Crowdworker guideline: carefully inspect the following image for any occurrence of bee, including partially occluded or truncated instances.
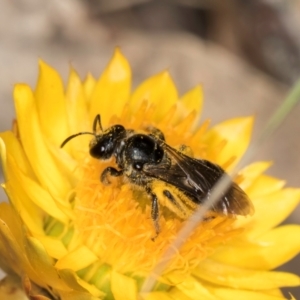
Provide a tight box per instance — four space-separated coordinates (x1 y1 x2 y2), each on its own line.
61 115 254 236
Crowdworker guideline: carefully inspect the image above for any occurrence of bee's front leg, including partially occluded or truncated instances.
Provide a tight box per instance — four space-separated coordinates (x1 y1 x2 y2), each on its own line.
101 167 123 184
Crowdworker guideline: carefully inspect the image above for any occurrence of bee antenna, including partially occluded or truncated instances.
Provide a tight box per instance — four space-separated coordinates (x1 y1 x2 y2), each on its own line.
93 114 103 133
60 132 95 148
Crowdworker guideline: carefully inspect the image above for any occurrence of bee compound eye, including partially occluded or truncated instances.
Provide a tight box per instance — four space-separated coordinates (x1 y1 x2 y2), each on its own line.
89 137 114 159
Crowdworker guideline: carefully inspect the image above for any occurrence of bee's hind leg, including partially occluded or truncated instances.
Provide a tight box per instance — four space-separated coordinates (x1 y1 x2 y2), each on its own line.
145 186 160 240
101 167 123 185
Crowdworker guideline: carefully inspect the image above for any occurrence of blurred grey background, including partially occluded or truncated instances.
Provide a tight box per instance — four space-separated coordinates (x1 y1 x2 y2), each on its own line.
0 0 299 297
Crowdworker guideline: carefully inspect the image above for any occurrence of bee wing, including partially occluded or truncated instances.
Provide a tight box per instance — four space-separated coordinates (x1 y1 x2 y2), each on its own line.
143 143 254 216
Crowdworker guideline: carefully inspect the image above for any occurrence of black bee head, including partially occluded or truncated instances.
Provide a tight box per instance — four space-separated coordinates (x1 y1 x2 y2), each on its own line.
61 114 125 160
89 125 126 159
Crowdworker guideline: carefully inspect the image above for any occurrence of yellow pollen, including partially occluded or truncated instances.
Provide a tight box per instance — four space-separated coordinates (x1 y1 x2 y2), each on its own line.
74 156 241 278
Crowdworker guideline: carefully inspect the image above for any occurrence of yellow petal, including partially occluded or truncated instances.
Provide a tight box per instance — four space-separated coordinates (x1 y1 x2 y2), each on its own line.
0 132 35 180
83 73 96 103
241 188 300 238
246 174 286 199
177 277 285 300
89 48 131 127
175 275 216 300
58 269 104 298
168 288 193 300
130 71 178 122
24 236 71 291
0 212 46 288
0 203 23 246
55 245 98 271
173 110 197 137
193 258 300 290
35 60 69 145
9 158 68 223
211 225 300 270
46 141 79 188
37 236 68 260
265 289 285 297
209 286 286 300
63 67 91 160
111 271 137 300
66 67 90 135
203 117 253 168
14 84 71 199
0 137 7 180
143 291 174 300
0 132 44 233
0 204 25 274
239 161 273 190
3 180 44 235
57 290 100 300
180 85 203 120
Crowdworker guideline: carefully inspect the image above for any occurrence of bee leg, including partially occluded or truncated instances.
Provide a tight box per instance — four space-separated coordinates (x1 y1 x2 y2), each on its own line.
146 187 160 240
101 167 123 185
163 189 187 218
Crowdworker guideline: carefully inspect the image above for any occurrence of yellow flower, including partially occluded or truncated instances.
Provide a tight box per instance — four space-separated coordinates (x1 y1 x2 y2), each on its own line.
0 49 300 300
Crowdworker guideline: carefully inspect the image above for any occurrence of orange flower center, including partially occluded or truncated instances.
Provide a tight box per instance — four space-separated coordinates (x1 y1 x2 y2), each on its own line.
73 104 243 279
